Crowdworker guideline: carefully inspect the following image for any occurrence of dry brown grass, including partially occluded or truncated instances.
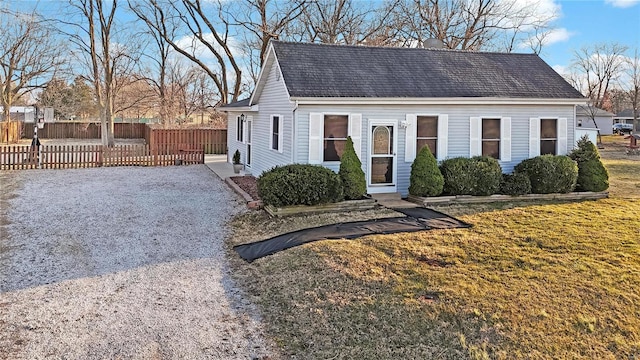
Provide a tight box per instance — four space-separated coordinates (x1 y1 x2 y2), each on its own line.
227 135 640 359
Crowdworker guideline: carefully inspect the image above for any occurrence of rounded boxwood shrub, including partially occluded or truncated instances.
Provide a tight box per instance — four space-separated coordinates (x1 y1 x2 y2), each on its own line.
409 145 444 197
439 156 502 196
569 135 609 192
499 172 531 196
440 157 474 195
339 137 367 200
257 164 344 207
471 156 503 196
514 155 578 194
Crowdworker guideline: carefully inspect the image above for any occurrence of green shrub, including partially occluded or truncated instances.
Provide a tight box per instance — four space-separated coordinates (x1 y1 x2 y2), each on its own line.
409 145 444 197
471 156 503 196
575 160 609 192
339 137 367 200
440 158 474 195
514 155 578 194
569 136 609 192
439 156 502 196
499 172 531 196
232 149 241 164
257 164 344 207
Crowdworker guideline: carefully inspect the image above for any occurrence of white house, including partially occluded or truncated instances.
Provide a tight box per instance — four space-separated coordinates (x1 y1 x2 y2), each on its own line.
576 105 614 135
221 41 586 196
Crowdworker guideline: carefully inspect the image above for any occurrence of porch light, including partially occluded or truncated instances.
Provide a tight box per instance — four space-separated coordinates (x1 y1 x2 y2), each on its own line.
240 113 245 122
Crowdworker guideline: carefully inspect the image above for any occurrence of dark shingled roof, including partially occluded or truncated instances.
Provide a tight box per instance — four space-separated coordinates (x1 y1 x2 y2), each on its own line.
222 98 251 108
271 41 584 99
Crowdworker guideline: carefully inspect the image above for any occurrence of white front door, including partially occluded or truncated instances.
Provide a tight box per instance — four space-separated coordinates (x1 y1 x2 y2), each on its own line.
367 120 397 194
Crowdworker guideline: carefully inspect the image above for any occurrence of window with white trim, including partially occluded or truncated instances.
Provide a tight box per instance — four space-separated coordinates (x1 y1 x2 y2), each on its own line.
416 115 438 158
323 115 348 161
236 116 244 142
482 118 501 159
270 115 282 151
540 118 557 155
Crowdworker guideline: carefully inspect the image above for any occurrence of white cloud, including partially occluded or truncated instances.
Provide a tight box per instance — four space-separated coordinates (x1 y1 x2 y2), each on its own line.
605 0 640 8
508 0 563 25
519 28 574 49
552 64 568 76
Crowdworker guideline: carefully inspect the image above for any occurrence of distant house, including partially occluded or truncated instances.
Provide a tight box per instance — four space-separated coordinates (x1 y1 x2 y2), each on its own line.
0 106 35 122
576 106 614 135
221 41 586 196
614 109 638 125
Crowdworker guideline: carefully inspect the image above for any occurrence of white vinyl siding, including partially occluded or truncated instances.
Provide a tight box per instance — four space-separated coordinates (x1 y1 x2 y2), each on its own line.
292 104 575 196
248 58 294 175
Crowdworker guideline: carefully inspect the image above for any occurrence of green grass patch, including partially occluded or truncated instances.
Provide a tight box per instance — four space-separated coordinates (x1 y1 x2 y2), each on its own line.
228 136 640 359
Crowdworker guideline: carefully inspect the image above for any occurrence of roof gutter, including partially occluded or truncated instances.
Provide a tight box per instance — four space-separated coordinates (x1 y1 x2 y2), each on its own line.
289 97 588 106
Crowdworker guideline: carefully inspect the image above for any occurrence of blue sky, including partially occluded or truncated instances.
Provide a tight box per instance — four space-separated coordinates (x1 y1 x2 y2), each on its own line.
541 0 640 72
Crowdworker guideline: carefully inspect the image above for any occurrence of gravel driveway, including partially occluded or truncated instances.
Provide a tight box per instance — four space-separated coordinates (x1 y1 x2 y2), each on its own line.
0 166 274 359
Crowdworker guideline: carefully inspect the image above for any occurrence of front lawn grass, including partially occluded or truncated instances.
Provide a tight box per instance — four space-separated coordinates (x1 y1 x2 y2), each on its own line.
228 136 640 359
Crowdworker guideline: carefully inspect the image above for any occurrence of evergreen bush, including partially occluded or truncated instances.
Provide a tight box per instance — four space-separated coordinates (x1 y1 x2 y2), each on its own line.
514 155 578 194
569 135 609 192
339 137 367 200
409 146 444 197
439 156 502 196
499 172 532 196
257 164 344 207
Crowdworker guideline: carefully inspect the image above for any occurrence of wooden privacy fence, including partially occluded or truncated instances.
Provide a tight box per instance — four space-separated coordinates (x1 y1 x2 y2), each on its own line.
22 122 146 139
0 144 204 170
145 127 227 154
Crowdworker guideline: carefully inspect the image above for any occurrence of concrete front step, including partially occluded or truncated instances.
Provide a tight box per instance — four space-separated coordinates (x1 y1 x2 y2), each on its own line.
369 192 402 201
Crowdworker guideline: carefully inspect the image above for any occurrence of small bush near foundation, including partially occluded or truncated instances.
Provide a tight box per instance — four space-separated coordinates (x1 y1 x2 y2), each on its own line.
499 173 532 196
569 136 609 192
440 156 502 196
258 164 344 207
339 137 367 200
514 155 578 194
409 146 444 197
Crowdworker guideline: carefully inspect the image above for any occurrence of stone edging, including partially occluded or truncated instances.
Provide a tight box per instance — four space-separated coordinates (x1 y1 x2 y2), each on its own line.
264 198 378 217
407 191 609 206
224 177 263 209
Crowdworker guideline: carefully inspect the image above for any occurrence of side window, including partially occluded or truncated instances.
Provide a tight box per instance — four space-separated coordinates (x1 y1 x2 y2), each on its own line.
323 115 348 161
236 116 243 142
416 116 438 158
540 118 557 155
271 115 280 151
482 118 501 159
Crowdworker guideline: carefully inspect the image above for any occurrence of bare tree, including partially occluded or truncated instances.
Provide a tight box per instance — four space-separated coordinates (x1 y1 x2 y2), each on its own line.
624 49 640 132
65 0 140 146
221 0 307 85
391 0 557 51
130 0 242 104
570 42 628 143
0 8 63 142
284 0 397 45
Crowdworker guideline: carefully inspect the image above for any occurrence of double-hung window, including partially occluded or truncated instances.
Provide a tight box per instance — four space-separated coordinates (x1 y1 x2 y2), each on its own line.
323 115 348 161
540 118 558 155
482 118 501 159
416 116 438 158
270 115 283 152
236 116 244 142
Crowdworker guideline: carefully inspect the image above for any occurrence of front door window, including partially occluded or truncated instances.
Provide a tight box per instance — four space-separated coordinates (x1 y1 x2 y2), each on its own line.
370 125 395 185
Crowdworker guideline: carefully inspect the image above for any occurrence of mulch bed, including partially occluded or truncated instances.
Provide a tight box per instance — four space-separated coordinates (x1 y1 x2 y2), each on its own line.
229 176 260 201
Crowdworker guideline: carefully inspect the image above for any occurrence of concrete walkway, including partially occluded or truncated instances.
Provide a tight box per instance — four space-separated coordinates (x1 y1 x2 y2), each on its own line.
205 154 245 179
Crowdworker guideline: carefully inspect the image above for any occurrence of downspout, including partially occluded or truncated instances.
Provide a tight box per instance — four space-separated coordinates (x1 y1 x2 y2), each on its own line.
292 100 298 163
